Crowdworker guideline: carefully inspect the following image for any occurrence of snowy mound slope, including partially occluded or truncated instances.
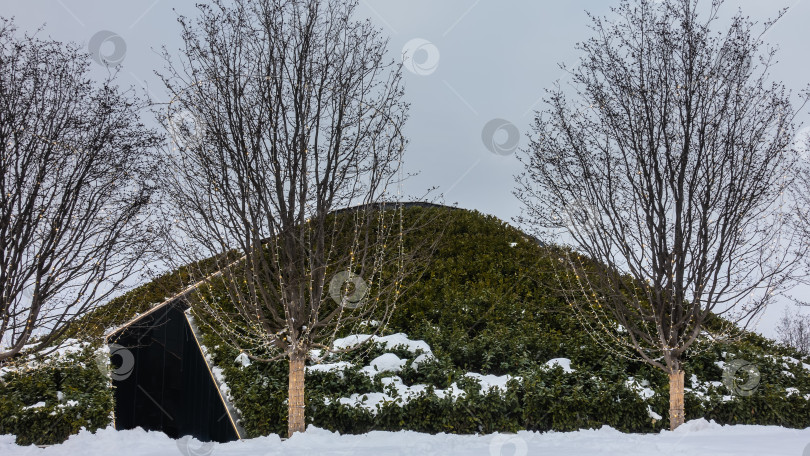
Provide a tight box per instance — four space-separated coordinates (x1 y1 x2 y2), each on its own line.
3 420 810 456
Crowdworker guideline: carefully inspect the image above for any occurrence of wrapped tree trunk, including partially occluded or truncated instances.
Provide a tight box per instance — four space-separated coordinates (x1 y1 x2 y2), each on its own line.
669 370 685 430
288 351 306 436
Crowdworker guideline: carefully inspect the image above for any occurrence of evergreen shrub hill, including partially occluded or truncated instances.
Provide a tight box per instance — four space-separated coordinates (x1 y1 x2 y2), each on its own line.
2 205 809 443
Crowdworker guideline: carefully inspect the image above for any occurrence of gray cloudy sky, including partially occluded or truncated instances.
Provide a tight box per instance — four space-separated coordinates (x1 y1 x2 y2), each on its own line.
5 0 809 337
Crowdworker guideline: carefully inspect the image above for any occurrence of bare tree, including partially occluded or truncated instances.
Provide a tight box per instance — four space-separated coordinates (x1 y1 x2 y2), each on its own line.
776 307 810 357
157 0 409 436
516 0 807 430
0 19 161 362
792 131 810 310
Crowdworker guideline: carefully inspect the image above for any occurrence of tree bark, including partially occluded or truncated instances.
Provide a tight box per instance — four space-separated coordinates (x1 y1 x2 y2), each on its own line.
287 352 306 437
669 370 685 430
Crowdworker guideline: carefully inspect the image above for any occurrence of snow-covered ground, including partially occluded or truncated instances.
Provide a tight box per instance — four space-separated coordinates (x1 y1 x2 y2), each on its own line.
2 419 809 456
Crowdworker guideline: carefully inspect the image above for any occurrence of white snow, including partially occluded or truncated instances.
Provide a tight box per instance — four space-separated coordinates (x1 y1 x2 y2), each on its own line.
235 353 251 367
335 373 502 413
626 377 655 399
464 372 517 392
307 361 354 375
333 371 518 414
781 355 810 371
309 349 324 362
1 339 92 379
410 353 434 370
338 391 395 412
544 358 574 373
211 367 231 399
319 333 433 379
45 339 88 359
22 402 45 410
360 353 407 376
687 376 728 400
3 420 810 455
332 333 432 355
336 376 465 413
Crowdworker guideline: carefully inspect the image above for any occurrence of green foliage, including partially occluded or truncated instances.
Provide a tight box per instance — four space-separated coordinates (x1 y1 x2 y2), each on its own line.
518 368 656 433
0 344 113 445
8 205 810 443
198 207 810 436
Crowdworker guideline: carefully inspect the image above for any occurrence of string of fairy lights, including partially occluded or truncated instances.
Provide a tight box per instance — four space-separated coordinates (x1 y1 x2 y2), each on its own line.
182 197 407 362
552 250 747 369
536 49 804 370
546 143 798 370
161 69 409 363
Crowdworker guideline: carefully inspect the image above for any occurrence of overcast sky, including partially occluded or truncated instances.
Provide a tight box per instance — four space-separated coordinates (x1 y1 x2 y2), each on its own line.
5 0 809 338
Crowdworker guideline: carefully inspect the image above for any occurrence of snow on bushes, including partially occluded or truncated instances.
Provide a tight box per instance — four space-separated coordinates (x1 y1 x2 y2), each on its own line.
311 333 520 410
0 342 113 446
198 326 810 438
543 358 574 373
332 333 433 356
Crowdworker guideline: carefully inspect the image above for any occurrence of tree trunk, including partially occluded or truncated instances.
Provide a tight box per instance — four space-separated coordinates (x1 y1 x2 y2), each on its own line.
668 370 685 430
287 352 306 437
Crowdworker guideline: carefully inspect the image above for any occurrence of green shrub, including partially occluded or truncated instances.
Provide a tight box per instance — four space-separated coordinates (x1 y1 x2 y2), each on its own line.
9 205 809 443
195 206 810 437
0 344 113 445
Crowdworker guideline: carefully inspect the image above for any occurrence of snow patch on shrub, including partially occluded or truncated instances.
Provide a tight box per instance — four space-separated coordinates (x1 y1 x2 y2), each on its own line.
361 353 407 376
465 372 518 392
543 358 574 373
235 353 251 367
333 333 432 355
